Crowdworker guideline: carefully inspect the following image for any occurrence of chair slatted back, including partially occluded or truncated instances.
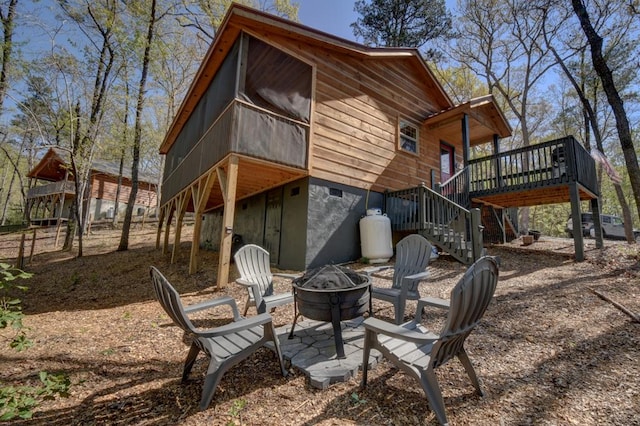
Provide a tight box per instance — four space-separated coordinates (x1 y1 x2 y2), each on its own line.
234 244 274 297
150 266 197 335
392 234 433 294
431 256 498 368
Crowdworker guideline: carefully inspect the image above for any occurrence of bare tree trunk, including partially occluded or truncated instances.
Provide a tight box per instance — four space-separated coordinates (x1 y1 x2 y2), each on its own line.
113 152 124 227
572 0 640 223
543 14 635 243
118 0 157 251
113 81 130 227
0 0 18 114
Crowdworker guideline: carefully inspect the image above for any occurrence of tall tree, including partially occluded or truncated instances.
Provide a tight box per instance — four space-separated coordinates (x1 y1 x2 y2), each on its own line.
118 0 159 251
0 0 18 115
351 0 451 56
571 0 640 222
540 3 637 242
56 0 121 256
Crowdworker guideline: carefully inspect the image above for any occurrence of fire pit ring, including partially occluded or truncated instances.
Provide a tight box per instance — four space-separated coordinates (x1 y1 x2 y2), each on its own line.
288 264 371 358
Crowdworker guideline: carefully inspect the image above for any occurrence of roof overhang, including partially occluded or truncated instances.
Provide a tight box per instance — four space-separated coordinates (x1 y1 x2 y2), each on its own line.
27 148 68 181
159 3 453 154
424 95 512 146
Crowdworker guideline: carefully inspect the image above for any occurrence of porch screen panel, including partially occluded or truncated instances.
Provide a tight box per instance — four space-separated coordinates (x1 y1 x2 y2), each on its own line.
162 39 241 204
235 103 307 168
163 39 239 184
240 35 312 123
203 39 239 126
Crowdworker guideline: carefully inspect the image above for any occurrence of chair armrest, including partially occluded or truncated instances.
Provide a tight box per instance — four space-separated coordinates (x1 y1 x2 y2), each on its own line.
417 296 449 311
273 273 299 280
363 265 393 275
197 312 274 338
235 278 261 289
403 271 429 282
183 295 241 321
363 317 439 344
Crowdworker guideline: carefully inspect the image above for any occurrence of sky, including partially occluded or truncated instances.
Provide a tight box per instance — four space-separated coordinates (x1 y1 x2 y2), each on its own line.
296 0 359 41
296 0 458 43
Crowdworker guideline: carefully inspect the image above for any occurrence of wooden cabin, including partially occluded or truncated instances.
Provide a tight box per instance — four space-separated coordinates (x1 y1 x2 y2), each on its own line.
26 148 158 229
158 5 598 286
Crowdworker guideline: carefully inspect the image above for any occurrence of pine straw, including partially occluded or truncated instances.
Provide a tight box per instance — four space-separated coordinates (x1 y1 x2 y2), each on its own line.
1 226 638 425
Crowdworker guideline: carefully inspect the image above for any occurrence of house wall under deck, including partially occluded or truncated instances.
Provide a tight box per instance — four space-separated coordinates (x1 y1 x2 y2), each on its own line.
200 177 383 271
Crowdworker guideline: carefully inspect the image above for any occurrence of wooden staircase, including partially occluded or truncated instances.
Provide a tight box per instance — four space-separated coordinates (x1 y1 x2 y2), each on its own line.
384 184 483 265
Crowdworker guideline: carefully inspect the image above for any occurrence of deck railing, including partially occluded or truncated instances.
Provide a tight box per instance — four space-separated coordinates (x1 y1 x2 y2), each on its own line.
27 181 75 199
468 136 597 197
385 184 483 265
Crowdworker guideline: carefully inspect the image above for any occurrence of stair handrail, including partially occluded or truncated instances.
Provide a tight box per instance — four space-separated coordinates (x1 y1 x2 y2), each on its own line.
435 166 470 208
384 184 482 264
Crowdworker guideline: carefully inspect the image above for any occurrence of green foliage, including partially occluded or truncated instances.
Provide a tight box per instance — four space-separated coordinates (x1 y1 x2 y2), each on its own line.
0 263 32 350
351 0 452 56
226 398 247 425
0 263 71 421
350 392 367 405
0 372 71 421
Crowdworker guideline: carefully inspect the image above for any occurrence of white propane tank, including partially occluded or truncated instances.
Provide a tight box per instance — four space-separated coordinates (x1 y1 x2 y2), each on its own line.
359 208 393 263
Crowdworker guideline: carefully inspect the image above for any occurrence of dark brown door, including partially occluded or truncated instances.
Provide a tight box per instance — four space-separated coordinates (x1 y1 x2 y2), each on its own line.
440 143 455 183
263 188 283 264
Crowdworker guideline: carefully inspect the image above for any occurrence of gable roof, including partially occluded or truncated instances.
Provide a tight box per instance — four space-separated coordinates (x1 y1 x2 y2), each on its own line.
27 148 158 185
159 3 453 154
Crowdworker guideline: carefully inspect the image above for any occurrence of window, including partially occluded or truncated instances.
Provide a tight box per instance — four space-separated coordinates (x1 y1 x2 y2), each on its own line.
399 120 419 154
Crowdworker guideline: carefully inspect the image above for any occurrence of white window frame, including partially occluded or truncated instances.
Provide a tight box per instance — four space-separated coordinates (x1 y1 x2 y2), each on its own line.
398 119 419 155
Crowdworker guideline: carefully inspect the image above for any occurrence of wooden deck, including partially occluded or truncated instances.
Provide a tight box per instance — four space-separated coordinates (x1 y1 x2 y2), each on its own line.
468 136 598 208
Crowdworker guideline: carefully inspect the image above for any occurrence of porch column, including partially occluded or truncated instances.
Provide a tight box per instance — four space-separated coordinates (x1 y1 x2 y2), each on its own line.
461 113 470 166
569 183 584 261
171 190 189 264
155 205 166 249
189 171 217 275
493 134 504 188
163 201 175 255
591 197 603 249
216 155 239 289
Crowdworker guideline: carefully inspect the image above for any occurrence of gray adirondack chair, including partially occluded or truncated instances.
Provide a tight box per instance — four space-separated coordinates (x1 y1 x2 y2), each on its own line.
361 256 499 426
366 234 433 324
234 244 297 315
150 266 286 411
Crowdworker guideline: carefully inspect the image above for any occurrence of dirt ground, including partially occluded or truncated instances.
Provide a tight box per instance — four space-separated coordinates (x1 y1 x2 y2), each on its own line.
0 224 638 425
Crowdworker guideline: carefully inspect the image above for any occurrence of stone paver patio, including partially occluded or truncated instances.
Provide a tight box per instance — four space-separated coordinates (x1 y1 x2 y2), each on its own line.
273 317 380 389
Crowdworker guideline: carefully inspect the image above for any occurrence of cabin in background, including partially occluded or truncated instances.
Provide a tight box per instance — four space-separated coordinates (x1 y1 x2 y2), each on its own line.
26 148 158 231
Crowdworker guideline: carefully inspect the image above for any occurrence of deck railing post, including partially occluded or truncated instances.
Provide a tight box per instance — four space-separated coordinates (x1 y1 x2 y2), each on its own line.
470 208 483 262
418 183 426 230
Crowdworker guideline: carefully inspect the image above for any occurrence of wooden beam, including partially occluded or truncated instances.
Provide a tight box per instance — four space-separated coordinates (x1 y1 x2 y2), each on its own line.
216 155 239 289
171 191 190 264
569 182 584 262
163 201 175 255
189 171 217 274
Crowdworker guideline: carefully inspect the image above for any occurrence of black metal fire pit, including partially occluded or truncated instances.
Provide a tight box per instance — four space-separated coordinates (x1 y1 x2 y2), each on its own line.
288 264 371 358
